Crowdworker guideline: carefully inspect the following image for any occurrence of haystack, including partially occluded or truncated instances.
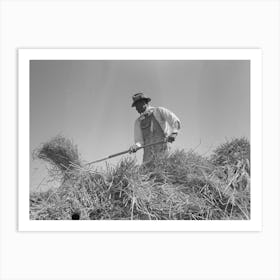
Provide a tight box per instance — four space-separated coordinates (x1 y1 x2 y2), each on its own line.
30 136 250 220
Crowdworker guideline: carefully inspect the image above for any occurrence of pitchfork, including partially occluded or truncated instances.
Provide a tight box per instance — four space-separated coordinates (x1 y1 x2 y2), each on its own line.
87 139 167 165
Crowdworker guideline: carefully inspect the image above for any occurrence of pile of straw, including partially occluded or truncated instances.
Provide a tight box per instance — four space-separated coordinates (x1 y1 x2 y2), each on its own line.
30 136 250 220
211 137 250 166
34 135 82 173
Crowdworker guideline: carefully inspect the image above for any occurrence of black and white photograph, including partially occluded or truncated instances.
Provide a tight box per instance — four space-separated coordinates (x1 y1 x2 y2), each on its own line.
30 59 251 221
18 49 261 230
2 1 279 280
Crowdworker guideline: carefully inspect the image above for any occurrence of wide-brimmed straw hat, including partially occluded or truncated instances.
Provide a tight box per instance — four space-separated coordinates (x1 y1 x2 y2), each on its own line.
131 93 151 107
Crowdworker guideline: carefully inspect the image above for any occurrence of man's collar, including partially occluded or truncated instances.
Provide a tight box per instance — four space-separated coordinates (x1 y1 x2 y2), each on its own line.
140 106 154 116
139 106 154 121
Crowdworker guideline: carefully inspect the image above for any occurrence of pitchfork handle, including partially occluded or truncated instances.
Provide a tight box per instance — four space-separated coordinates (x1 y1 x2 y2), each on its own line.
109 150 130 158
141 139 167 149
109 139 166 158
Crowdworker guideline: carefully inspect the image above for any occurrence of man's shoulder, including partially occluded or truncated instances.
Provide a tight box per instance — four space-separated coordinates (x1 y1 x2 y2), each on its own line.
154 106 172 115
155 106 172 110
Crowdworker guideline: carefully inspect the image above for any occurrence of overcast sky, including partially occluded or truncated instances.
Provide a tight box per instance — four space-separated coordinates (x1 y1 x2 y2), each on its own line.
30 60 250 190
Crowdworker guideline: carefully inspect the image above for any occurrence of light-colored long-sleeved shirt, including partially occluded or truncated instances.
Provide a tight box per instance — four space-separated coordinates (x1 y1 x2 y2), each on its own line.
134 106 181 146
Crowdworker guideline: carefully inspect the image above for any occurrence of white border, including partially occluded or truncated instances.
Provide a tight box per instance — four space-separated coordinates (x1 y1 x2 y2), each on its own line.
18 48 262 231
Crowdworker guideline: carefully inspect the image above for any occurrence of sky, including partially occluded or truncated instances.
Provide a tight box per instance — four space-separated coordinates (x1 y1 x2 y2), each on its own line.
30 60 250 191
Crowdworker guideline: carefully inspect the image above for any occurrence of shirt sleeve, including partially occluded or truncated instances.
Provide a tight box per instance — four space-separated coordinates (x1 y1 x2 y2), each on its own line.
157 107 181 135
134 118 144 146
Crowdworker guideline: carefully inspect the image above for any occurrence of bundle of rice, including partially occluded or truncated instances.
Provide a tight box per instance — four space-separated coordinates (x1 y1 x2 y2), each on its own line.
210 137 250 166
30 136 250 220
34 135 81 174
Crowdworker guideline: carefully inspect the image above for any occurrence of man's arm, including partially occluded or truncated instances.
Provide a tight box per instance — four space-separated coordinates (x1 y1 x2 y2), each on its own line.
157 107 181 141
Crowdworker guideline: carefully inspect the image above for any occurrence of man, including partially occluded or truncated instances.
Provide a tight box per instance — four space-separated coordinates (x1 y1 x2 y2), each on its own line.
129 92 181 163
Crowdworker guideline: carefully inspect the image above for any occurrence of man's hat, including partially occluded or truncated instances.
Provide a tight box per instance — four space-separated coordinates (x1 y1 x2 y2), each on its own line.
131 93 151 107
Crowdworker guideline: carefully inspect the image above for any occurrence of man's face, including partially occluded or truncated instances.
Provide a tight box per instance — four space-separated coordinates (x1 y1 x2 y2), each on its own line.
134 100 148 114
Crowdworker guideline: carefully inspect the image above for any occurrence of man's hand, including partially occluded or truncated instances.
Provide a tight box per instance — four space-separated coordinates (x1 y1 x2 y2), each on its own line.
167 134 177 143
129 143 141 153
